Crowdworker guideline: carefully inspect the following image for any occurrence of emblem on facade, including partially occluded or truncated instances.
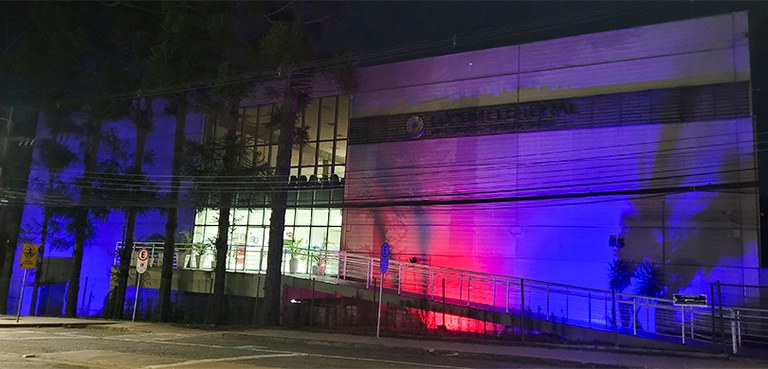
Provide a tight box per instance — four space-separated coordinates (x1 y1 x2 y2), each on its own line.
405 115 425 138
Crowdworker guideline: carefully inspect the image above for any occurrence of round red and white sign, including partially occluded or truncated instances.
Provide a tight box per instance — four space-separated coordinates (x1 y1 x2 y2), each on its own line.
137 248 149 262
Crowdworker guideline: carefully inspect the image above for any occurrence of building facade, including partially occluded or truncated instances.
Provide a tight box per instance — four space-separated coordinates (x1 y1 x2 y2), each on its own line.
8 11 762 316
343 11 759 301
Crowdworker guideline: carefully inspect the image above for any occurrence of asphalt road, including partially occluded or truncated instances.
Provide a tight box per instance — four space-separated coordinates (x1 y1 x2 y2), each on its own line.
0 327 570 369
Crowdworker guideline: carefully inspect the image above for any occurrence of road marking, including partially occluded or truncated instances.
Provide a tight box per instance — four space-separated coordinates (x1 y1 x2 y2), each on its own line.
308 353 473 369
0 336 80 341
144 353 305 368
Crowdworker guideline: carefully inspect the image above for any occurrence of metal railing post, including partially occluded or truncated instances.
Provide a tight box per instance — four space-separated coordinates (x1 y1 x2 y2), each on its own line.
588 292 592 328
730 310 737 354
632 297 637 336
467 275 471 307
520 278 525 342
736 310 742 347
397 263 402 295
366 260 371 289
459 273 463 305
505 280 509 313
343 251 348 280
493 277 497 307
546 287 550 320
710 282 717 343
681 305 686 344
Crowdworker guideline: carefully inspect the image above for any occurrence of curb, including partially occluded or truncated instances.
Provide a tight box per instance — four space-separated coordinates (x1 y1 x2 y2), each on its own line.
225 331 634 369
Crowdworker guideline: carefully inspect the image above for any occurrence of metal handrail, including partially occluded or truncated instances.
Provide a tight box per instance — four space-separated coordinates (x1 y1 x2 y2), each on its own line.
113 242 766 352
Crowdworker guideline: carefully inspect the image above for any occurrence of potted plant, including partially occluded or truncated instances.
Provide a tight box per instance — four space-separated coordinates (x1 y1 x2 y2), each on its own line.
311 236 332 275
283 232 303 273
191 241 213 269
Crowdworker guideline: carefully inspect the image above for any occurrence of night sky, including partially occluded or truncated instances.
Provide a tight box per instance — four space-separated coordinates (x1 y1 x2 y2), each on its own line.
321 1 767 64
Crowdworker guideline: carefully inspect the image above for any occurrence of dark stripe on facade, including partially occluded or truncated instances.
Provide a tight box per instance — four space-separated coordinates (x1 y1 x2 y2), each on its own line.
349 82 750 145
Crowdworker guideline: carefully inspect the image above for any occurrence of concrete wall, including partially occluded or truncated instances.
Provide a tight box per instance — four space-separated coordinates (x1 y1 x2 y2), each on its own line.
343 12 759 305
352 12 749 118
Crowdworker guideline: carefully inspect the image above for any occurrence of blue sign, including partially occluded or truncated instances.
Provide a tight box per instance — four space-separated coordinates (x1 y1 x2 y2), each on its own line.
380 243 390 274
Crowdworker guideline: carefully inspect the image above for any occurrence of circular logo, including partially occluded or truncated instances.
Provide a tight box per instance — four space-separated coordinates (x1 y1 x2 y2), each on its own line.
405 115 425 139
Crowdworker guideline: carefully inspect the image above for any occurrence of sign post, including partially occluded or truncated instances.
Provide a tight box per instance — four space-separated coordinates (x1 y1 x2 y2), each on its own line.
377 243 390 338
16 244 38 323
132 248 149 322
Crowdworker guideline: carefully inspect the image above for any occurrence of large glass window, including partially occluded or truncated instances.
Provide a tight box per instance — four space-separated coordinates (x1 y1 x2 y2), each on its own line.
194 95 349 273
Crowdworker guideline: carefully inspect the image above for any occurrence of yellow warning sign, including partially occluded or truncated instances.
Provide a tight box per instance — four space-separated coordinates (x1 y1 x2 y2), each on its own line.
19 243 38 269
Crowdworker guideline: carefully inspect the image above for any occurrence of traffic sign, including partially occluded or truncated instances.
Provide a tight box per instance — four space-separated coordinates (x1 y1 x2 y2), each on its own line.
673 294 707 306
136 248 149 274
380 243 390 274
19 244 38 269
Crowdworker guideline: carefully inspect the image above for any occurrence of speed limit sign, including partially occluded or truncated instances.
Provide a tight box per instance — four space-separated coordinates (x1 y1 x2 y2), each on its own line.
136 248 149 274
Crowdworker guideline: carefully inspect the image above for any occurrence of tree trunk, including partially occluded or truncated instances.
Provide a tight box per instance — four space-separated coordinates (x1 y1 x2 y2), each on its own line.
158 102 187 321
263 75 299 325
0 206 24 315
211 202 231 325
209 101 241 325
65 120 101 318
110 98 152 319
29 199 52 316
112 209 137 319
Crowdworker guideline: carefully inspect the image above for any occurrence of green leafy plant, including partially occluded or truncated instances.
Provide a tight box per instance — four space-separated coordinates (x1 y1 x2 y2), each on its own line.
634 261 665 297
283 232 304 260
191 241 213 257
608 259 633 292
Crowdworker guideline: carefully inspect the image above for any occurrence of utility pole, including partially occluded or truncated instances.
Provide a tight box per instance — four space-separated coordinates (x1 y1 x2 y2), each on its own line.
0 106 13 183
0 105 13 314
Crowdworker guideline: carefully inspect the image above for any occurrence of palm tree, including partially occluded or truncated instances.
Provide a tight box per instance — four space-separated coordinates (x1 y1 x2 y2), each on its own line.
107 97 158 319
28 112 79 315
148 2 239 322
259 2 356 325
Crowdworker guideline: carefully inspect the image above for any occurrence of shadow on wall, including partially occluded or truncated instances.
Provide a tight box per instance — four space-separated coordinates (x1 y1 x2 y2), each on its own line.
620 121 746 299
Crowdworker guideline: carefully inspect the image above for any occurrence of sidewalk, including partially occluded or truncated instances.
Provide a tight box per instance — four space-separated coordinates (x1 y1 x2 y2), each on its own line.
231 329 766 369
3 315 768 369
0 314 114 328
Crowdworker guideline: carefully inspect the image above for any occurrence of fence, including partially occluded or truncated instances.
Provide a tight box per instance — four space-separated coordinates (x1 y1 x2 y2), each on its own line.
113 242 767 353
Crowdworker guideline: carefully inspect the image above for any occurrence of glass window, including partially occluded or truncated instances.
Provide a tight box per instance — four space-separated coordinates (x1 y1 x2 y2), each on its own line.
320 97 336 141
318 141 333 171
335 140 347 166
300 142 316 166
329 209 342 226
269 145 278 167
304 100 320 141
204 208 219 225
327 227 341 249
312 208 329 226
248 209 263 224
232 209 249 225
309 229 326 248
337 96 349 139
296 209 312 226
285 209 295 226
203 226 219 244
247 226 264 246
230 226 247 245
293 227 310 248
195 209 207 225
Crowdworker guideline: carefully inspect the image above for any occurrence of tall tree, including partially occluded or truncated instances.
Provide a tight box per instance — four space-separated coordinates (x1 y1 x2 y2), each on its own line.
0 2 87 313
62 5 134 317
148 2 226 321
105 4 163 319
28 110 79 315
182 2 271 324
260 2 356 325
